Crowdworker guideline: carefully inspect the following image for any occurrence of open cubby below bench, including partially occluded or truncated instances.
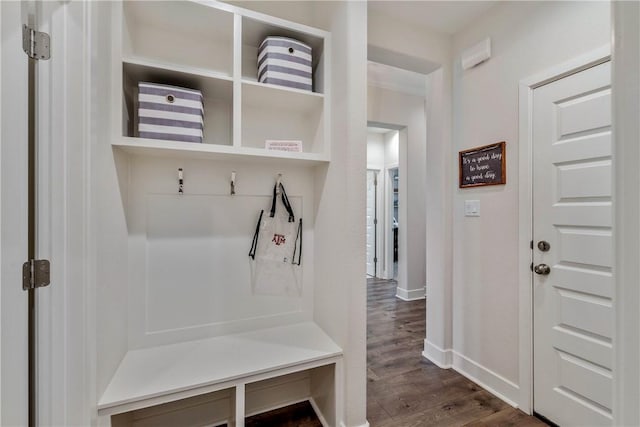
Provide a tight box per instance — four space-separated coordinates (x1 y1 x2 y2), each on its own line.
98 322 343 427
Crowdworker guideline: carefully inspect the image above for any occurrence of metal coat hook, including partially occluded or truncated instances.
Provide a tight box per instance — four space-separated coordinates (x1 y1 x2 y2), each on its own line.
276 173 282 194
230 171 236 196
178 168 184 195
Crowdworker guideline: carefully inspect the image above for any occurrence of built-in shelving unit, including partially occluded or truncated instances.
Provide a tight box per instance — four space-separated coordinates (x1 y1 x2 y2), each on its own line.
117 0 330 162
100 1 339 426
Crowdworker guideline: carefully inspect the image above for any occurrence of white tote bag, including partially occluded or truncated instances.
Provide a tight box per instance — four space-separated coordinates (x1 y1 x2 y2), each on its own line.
249 182 302 296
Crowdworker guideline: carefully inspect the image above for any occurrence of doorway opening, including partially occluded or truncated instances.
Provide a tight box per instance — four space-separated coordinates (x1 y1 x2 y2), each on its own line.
366 126 400 281
390 167 399 280
366 169 379 278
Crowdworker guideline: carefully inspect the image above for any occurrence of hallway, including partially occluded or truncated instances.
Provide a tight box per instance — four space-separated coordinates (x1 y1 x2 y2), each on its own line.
366 278 547 426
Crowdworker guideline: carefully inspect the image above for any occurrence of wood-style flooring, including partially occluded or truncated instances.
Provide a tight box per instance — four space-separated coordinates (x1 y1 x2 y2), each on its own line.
245 401 322 427
367 277 548 427
244 278 548 426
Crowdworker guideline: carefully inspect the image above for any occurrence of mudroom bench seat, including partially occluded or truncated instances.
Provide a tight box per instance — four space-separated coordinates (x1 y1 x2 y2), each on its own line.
97 322 343 427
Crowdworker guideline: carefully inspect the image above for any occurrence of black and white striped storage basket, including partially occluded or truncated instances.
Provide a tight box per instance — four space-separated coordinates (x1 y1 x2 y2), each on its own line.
258 36 312 92
137 82 204 143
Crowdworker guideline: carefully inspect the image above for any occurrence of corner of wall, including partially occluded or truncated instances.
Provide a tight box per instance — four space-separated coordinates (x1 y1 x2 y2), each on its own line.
395 286 425 301
422 339 452 369
450 351 520 408
340 421 370 427
422 339 521 408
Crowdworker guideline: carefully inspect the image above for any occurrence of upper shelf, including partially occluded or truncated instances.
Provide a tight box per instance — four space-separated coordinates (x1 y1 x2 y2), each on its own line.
123 55 233 82
123 57 233 97
242 79 323 111
122 0 234 76
113 136 330 166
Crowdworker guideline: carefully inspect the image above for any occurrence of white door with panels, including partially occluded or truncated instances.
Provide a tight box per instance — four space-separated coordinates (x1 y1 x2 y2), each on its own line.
2 1 85 425
532 61 612 426
366 170 378 277
2 3 31 424
2 1 53 425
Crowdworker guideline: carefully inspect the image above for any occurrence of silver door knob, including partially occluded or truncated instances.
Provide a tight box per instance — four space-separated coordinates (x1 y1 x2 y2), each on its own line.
534 264 551 275
537 241 551 252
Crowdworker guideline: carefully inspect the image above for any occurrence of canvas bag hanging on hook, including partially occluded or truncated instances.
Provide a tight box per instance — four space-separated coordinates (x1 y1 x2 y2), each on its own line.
249 182 302 296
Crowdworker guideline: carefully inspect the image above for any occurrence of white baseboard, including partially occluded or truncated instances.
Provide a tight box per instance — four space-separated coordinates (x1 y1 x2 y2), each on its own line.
340 421 370 427
451 351 520 408
395 286 425 301
422 339 452 368
422 340 520 408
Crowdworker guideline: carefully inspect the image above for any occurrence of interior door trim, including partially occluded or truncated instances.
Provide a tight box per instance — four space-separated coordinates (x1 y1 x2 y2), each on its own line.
517 45 611 415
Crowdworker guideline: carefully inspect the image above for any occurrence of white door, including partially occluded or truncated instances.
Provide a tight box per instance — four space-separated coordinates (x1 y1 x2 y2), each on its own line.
1 2 71 425
1 3 32 425
533 61 612 426
366 170 377 277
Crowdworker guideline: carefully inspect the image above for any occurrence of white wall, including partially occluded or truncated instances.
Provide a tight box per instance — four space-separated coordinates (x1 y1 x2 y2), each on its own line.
366 132 384 170
225 1 326 30
124 156 315 350
450 1 611 404
368 86 427 300
423 67 454 363
383 131 399 167
95 2 130 398
368 5 454 359
613 2 640 424
368 9 450 73
313 3 368 424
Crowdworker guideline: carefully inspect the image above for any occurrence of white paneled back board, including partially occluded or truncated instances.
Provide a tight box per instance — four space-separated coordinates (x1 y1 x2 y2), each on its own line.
124 155 314 349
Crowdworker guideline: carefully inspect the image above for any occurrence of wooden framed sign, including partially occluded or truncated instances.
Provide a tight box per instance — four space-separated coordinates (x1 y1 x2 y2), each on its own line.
459 141 506 188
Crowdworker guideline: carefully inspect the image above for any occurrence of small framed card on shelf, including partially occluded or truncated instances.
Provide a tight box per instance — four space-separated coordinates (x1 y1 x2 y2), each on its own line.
265 140 303 153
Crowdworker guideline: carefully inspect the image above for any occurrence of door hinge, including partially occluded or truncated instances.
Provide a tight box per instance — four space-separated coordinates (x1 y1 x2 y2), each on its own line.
374 218 377 225
374 257 378 263
22 25 50 60
22 260 51 290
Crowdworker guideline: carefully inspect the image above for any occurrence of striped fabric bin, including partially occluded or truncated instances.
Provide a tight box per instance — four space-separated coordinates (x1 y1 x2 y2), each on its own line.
138 82 204 143
258 36 312 92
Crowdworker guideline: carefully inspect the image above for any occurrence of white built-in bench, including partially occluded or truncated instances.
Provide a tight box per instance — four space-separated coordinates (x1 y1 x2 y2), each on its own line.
98 322 343 427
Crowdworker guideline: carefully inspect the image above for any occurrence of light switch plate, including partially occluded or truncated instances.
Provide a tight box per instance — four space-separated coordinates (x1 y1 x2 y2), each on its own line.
465 200 480 217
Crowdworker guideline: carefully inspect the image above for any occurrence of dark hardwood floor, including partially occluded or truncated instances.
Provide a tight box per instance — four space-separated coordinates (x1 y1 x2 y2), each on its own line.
367 277 547 427
242 278 547 426
245 401 322 427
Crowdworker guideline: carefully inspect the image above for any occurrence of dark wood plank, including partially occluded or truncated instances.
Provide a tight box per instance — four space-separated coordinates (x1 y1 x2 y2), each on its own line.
242 278 547 426
464 407 549 426
245 401 321 427
366 278 547 427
